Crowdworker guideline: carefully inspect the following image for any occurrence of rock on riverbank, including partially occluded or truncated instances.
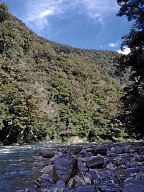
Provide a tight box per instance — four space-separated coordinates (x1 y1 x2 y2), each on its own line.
20 142 144 192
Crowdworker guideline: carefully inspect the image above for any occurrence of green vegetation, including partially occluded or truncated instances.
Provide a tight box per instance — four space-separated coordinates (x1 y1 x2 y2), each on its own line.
116 0 144 139
0 2 126 145
0 2 9 22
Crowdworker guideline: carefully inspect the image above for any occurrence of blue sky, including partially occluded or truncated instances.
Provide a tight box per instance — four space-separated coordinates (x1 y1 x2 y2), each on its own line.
3 0 132 53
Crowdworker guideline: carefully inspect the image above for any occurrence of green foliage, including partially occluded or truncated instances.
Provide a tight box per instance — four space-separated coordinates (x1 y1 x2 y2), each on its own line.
92 91 104 105
0 3 125 145
0 2 9 22
116 0 144 139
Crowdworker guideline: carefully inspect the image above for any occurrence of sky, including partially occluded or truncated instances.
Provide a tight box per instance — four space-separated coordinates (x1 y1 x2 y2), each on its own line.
3 0 133 53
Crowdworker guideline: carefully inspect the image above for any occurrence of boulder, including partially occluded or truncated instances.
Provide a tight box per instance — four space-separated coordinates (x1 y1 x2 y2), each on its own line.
74 172 92 187
34 142 144 192
41 165 54 183
64 145 82 154
123 178 144 192
92 145 107 156
53 154 77 182
39 149 54 158
86 156 104 169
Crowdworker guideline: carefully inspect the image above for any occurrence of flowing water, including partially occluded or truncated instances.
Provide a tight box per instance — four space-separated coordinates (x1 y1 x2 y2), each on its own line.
0 144 42 192
0 142 143 192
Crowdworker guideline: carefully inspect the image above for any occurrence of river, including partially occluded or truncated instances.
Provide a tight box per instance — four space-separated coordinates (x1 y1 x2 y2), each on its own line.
0 144 42 192
0 142 143 192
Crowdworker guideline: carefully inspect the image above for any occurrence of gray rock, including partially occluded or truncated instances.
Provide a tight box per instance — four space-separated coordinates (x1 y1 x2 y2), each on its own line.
123 178 144 192
53 154 77 182
64 146 82 154
67 178 75 188
106 162 117 170
92 145 107 156
40 165 54 183
77 159 88 172
34 142 144 192
98 182 121 192
74 172 92 187
39 149 54 158
86 156 104 169
75 185 96 192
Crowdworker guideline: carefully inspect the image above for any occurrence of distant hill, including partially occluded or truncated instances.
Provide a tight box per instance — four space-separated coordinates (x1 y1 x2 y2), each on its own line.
0 3 126 145
42 38 129 85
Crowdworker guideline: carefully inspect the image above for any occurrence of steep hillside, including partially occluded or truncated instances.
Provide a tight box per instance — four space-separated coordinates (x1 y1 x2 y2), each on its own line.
41 39 128 85
0 3 124 145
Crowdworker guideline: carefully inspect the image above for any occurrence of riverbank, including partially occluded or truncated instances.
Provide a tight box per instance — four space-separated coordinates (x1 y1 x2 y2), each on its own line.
18 141 144 192
1 141 143 192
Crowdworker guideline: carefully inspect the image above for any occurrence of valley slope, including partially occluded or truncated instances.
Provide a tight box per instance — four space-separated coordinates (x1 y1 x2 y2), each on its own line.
0 4 126 144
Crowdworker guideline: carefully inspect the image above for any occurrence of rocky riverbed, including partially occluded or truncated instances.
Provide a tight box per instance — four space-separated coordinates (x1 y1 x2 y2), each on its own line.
18 142 144 192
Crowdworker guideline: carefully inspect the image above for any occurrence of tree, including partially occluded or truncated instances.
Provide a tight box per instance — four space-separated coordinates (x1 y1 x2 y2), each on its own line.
0 2 9 22
116 0 144 138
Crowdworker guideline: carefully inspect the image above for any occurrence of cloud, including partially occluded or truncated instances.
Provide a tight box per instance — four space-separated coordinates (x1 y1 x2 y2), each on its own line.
24 0 60 31
108 42 119 48
23 0 119 33
39 10 54 19
117 47 131 55
81 0 119 25
100 41 120 50
25 0 78 21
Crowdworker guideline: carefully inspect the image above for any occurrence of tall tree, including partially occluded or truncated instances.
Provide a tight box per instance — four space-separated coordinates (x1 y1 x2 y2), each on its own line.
0 2 9 22
117 0 144 138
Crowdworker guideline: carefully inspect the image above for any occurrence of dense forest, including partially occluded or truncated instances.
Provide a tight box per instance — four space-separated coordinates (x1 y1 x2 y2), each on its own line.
0 2 143 145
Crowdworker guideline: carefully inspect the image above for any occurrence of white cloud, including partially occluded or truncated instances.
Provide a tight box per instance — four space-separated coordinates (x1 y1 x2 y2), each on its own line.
117 47 131 55
25 0 79 22
108 42 119 48
24 0 64 31
39 10 54 19
81 0 119 24
23 0 119 33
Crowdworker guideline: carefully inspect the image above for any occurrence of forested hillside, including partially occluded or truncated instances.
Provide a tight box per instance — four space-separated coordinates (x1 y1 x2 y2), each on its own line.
0 3 125 145
48 41 129 85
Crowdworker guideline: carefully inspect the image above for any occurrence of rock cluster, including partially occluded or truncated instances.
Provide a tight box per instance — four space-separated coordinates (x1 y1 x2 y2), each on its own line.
24 142 144 192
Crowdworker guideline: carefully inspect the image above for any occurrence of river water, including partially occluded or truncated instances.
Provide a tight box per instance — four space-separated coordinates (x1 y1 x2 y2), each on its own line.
0 144 42 192
0 142 143 192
